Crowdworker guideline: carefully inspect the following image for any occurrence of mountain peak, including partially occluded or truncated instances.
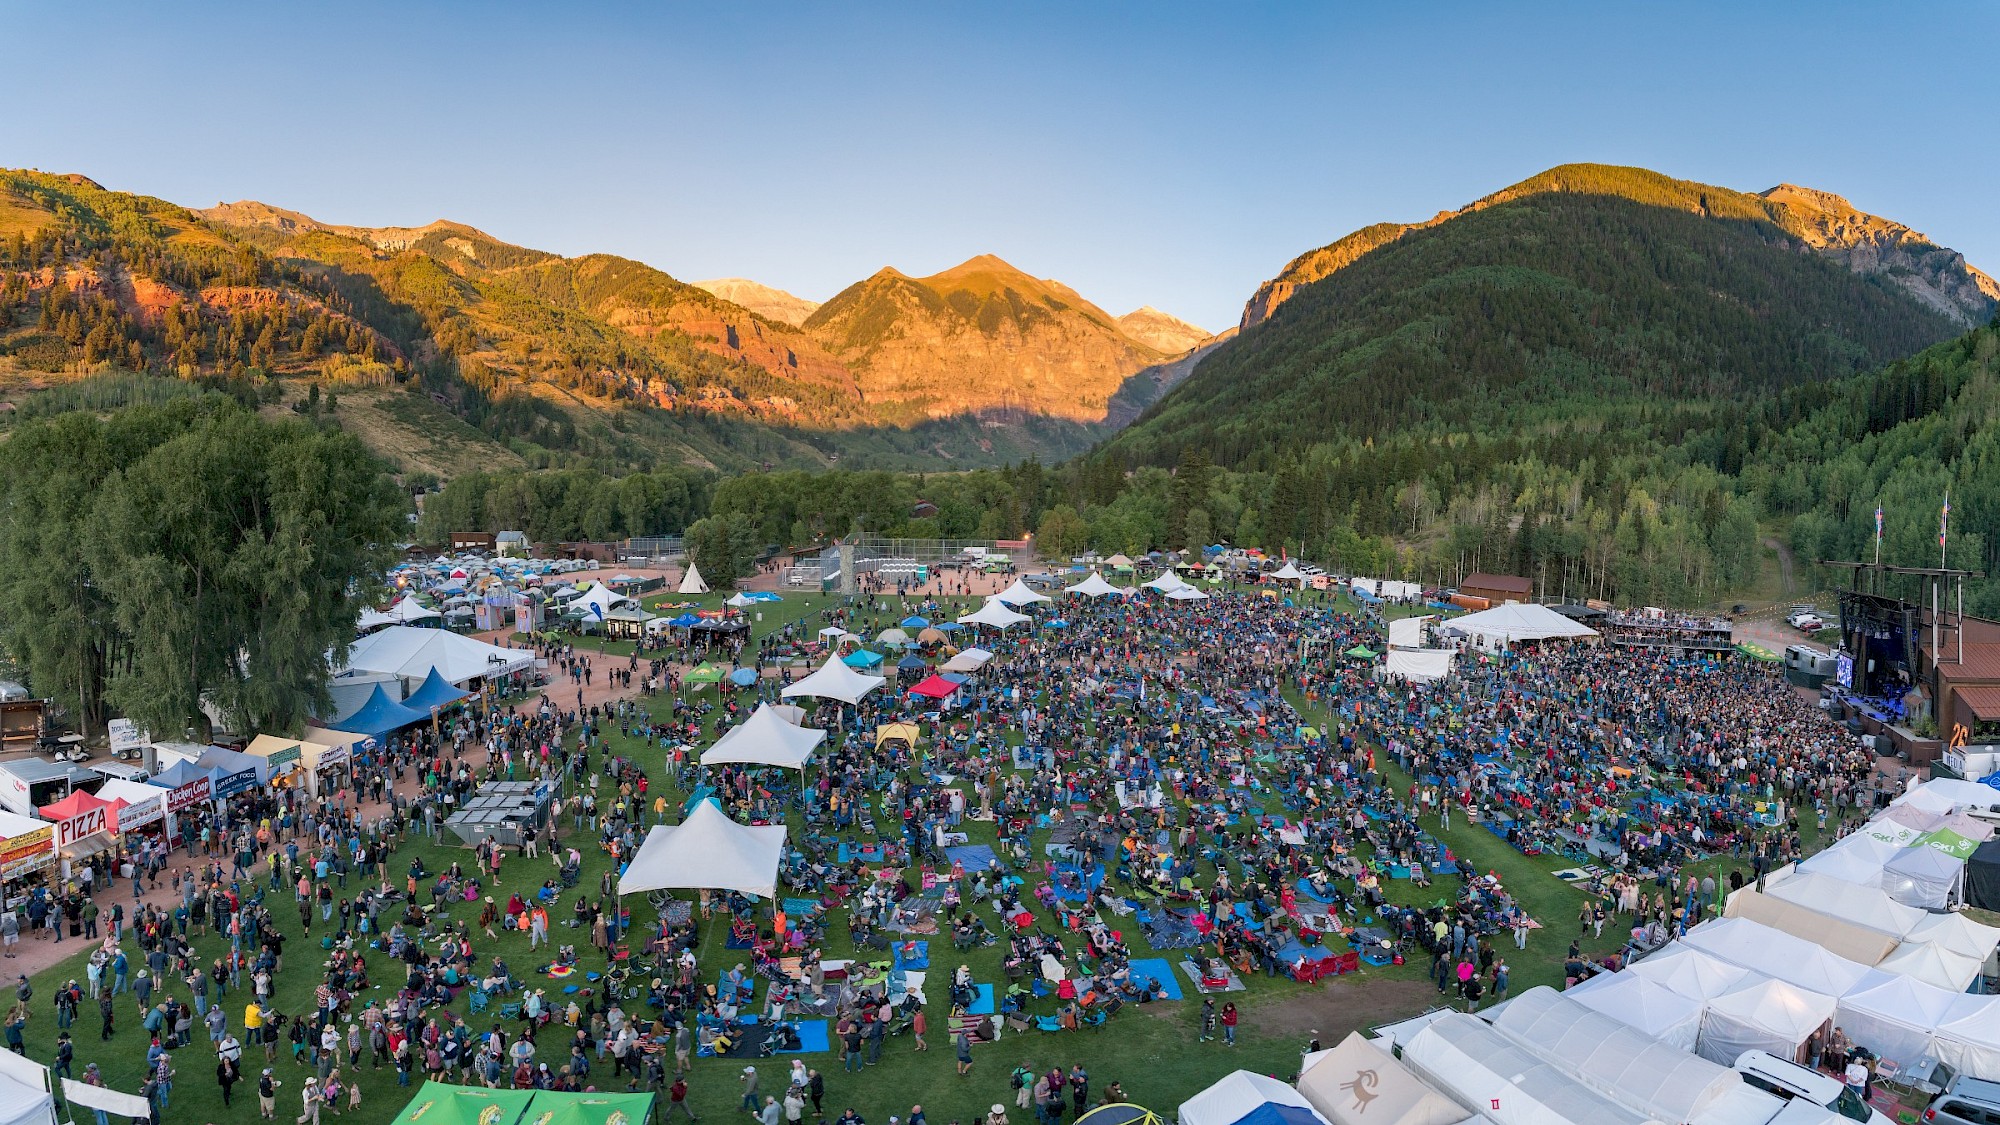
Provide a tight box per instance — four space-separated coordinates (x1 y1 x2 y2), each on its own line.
932 253 1020 278
1116 306 1212 355
690 277 821 327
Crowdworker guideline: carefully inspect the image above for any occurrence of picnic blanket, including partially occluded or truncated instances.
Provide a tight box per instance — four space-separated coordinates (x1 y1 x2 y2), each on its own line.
965 983 996 1015
783 898 819 916
944 844 1003 873
1140 907 1204 950
838 841 889 864
698 1017 830 1057
1293 879 1339 904
1051 862 1105 903
1178 959 1247 994
662 900 694 927
882 898 942 934
1122 957 1183 1001
893 940 930 970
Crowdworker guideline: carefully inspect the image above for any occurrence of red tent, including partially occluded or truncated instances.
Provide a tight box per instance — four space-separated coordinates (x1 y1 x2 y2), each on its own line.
908 674 962 700
40 789 126 836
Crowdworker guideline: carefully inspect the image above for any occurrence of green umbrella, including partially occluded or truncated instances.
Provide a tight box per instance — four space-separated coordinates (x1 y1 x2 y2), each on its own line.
1345 645 1378 659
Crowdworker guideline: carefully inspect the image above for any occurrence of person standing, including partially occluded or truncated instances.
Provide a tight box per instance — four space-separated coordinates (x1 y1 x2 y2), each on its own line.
910 1008 927 1052
667 1076 696 1120
739 1065 760 1112
259 1068 281 1120
1198 998 1216 1043
99 993 115 1041
218 1055 242 1107
296 1075 320 1125
807 1069 825 1115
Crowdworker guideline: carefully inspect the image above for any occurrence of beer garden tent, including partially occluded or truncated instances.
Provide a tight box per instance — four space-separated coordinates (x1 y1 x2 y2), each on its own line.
329 683 428 740
678 564 709 595
386 1082 536 1125
700 704 826 771
995 579 1053 606
1837 973 1973 1066
1681 917 1884 996
1624 945 1751 1002
1164 586 1210 601
1694 977 1838 1065
909 674 962 700
1443 603 1599 644
780 653 886 704
616 800 787 900
1177 1070 1329 1125
341 625 536 684
1064 571 1129 598
1765 870 1926 938
1295 1033 1470 1125
1565 972 1703 1053
959 599 1031 629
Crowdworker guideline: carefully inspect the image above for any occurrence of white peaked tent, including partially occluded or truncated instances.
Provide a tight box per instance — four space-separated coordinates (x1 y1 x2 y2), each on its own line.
340 625 537 683
726 592 758 608
1296 1033 1470 1125
1681 917 1884 996
1695 977 1837 1065
1165 585 1211 601
1144 569 1188 592
1904 910 2000 963
780 652 886 704
1384 650 1454 683
1837 973 1966 1065
678 564 709 595
357 606 398 632
1400 1014 1655 1125
1877 940 1985 992
701 704 827 771
1879 843 1965 908
995 579 1053 606
1765 870 1926 938
1489 987 1744 1125
1932 998 2000 1080
1179 1070 1330 1125
1445 602 1598 644
1064 571 1128 598
1797 833 1900 883
389 595 441 623
764 703 810 726
617 800 787 899
1268 562 1307 584
958 599 1031 630
573 582 634 619
1104 553 1134 568
1626 945 1751 1002
1387 615 1433 649
1566 973 1704 1053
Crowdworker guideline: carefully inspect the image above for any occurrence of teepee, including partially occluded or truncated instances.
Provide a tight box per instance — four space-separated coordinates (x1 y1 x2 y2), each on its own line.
678 563 710 595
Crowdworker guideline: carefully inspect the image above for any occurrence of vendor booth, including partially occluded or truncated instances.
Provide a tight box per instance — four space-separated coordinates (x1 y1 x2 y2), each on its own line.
0 812 54 902
299 728 368 796
96 777 170 850
1695 977 1837 1066
243 734 305 787
1295 1033 1469 1125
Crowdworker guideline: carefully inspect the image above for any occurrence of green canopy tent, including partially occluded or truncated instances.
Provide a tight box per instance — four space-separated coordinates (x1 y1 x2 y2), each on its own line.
523 1091 656 1125
1344 645 1379 659
389 1083 536 1125
1735 642 1781 663
683 662 726 686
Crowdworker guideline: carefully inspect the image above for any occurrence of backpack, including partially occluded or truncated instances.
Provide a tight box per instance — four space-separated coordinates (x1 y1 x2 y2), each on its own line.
1011 1069 1027 1090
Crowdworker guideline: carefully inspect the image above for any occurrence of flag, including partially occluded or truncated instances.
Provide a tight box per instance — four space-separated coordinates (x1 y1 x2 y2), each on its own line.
588 601 605 620
1874 506 1883 544
1942 493 1952 548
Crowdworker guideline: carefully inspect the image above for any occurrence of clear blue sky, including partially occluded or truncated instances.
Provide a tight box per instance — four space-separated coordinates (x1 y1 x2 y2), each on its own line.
8 1 1994 332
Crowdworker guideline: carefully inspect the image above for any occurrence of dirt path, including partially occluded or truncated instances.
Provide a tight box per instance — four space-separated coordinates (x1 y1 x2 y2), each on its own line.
1764 535 1797 598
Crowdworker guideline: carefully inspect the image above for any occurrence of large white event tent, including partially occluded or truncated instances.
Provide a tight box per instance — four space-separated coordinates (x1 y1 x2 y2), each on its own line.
1143 569 1188 593
1796 833 1901 883
1836 974 1972 1069
1490 987 1757 1125
779 652 886 704
1268 562 1307 584
1178 1070 1329 1125
1905 910 2000 963
1165 585 1211 601
678 564 709 595
1400 1014 1655 1125
1763 870 1926 939
994 579 1053 606
1695 977 1838 1066
1444 603 1598 645
1064 571 1128 598
701 704 827 771
1565 972 1704 1053
1722 888 1900 965
616 800 787 899
340 625 536 685
1624 945 1749 1001
1680 917 1883 996
1295 1034 1470 1125
958 598 1032 630
1875 940 1985 992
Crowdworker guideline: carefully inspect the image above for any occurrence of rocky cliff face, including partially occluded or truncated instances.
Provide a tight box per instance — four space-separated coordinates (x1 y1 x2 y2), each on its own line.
1240 165 1999 330
803 255 1169 424
692 278 820 327
1760 184 2000 327
1102 328 1237 428
1115 306 1211 354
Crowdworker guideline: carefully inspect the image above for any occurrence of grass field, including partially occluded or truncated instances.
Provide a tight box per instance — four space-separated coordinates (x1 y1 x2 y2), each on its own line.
21 587 1852 1125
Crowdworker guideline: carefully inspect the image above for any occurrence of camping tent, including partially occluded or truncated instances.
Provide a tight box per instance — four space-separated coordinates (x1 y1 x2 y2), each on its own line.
780 653 886 705
1489 987 1745 1125
1565 972 1704 1053
1876 940 1985 992
1383 650 1454 684
1879 843 1965 908
1387 615 1433 650
1837 973 1966 1066
616 800 787 899
1400 1014 1655 1125
995 579 1053 606
387 1082 534 1125
1178 1070 1330 1125
958 599 1031 630
1625 946 1750 1002
1444 603 1598 645
341 626 536 683
678 564 709 595
701 705 827 771
1722 888 1901 965
1295 1033 1469 1125
1695 978 1837 1065
1765 870 1926 938
1064 571 1128 598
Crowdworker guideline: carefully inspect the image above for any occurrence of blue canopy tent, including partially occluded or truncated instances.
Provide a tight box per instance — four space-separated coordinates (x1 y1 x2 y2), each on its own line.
668 613 703 628
331 683 428 741
748 592 783 603
681 785 723 816
895 654 928 678
933 622 964 633
899 616 931 629
842 649 886 669
149 759 222 794
194 746 266 798
400 668 471 713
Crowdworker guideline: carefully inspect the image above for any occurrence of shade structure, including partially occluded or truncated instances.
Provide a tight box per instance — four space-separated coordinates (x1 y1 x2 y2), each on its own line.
1566 972 1703 1053
764 703 809 726
875 722 922 748
995 579 1052 606
1143 570 1188 593
1626 945 1751 1002
1695 977 1837 1065
401 667 472 713
1837 972 1968 1066
1296 1033 1468 1125
1073 1106 1165 1125
841 649 886 669
387 595 440 623
341 625 536 682
1267 562 1306 583
941 648 994 673
387 1082 534 1125
781 652 886 704
818 626 854 640
330 683 429 739
1969 838 2000 910
701 704 826 771
683 662 725 684
725 592 758 608
1490 986 1743 1125
1400 1013 1655 1125
677 564 709 594
1879 842 1964 908
1384 649 1454 683
1164 586 1210 601
1765 870 1926 938
1903 909 2000 963
1723 888 1901 965
899 616 931 628
1104 553 1133 567
1797 833 1900 884
1681 916 1884 996
1064 571 1128 598
895 654 928 675
525 1091 657 1125
728 668 758 686
617 800 786 899
1932 996 2000 1080
876 628 911 646
1876 940 1984 992
908 674 961 700
1177 1070 1329 1125
1443 603 1598 644
916 627 947 645
959 599 1031 629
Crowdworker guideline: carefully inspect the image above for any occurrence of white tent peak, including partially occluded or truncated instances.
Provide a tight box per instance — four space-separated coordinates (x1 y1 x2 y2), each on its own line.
1143 569 1188 592
701 704 827 771
995 578 1053 606
1268 561 1305 583
678 564 710 595
1064 570 1128 598
616 800 787 899
1445 602 1598 643
959 598 1031 629
779 652 886 704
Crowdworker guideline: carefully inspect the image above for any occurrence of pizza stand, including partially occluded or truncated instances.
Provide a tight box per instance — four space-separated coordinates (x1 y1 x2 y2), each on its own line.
39 790 120 884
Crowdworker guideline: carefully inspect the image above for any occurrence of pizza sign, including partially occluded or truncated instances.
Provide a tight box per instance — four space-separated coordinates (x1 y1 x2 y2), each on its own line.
57 808 108 848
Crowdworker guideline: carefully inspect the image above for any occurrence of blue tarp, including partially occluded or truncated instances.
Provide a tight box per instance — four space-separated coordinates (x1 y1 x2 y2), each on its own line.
330 683 428 739
728 668 759 686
